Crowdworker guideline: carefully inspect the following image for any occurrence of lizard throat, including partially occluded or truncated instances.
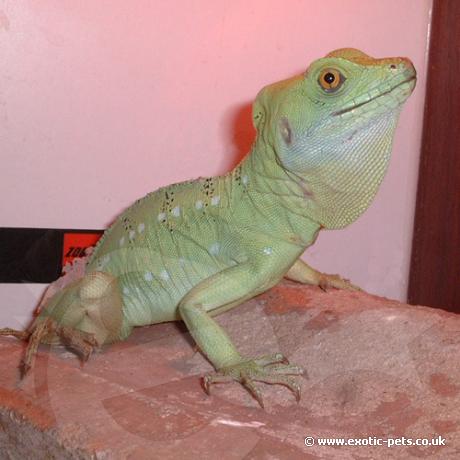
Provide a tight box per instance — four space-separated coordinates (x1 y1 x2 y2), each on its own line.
332 75 416 117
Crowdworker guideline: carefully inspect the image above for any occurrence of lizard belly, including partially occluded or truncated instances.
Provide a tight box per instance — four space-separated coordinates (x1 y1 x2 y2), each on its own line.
118 272 183 325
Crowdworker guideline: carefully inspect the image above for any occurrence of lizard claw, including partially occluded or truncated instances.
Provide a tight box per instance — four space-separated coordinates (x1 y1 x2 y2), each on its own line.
54 325 99 362
203 353 304 408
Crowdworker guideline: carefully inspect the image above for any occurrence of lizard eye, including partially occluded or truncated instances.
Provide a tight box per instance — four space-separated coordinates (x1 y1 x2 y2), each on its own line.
318 68 345 92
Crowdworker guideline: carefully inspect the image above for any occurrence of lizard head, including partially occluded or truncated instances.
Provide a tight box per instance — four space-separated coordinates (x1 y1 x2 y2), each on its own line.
252 48 416 228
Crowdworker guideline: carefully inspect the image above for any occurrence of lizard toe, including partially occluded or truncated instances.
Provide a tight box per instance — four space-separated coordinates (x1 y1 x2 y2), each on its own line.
55 325 99 362
241 374 265 408
22 317 56 377
0 327 30 340
253 352 289 366
319 273 363 292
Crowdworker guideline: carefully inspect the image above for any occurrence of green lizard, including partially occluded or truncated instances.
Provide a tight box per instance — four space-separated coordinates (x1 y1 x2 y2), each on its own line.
1 48 416 407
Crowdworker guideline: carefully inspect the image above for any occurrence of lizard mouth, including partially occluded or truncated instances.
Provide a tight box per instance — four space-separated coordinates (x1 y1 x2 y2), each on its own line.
332 75 416 117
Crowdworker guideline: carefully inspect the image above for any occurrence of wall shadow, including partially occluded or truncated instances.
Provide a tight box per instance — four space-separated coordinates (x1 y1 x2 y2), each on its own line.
219 101 256 172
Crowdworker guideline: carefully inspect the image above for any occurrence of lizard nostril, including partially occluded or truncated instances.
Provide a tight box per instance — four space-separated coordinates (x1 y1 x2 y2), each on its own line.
390 64 397 70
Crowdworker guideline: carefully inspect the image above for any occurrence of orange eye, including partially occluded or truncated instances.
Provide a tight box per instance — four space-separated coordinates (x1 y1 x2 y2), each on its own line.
318 68 345 92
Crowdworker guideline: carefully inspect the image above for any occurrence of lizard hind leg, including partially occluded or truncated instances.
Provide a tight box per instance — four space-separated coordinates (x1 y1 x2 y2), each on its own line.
73 271 125 346
44 270 126 352
4 271 125 377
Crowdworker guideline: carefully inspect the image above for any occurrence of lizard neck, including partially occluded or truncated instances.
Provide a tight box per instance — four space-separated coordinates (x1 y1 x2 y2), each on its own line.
229 141 322 248
235 111 400 233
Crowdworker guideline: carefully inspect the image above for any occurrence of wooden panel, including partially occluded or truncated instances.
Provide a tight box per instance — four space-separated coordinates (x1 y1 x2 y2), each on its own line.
408 0 460 312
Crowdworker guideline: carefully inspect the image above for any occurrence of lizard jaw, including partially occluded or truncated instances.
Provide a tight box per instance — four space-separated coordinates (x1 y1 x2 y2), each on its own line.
332 75 416 117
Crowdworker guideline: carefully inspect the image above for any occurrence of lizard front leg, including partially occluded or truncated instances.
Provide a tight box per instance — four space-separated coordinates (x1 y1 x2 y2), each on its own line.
285 258 362 291
179 263 303 408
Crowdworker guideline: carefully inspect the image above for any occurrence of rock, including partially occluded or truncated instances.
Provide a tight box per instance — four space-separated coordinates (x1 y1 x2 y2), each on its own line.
0 281 459 459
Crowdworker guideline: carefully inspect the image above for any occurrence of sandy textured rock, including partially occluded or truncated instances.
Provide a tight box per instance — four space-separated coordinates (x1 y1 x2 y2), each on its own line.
0 281 459 459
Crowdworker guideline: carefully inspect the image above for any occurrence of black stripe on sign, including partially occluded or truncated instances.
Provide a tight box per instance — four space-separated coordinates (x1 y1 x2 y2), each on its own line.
0 228 103 284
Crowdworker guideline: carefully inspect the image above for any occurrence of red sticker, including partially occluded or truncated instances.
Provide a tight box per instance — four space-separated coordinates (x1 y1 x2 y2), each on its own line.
62 232 102 268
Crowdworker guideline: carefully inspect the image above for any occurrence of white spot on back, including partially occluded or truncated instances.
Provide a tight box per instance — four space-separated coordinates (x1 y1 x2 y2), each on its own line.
178 258 186 266
209 242 220 255
211 196 220 206
123 287 130 295
119 236 125 247
195 200 203 210
172 206 181 217
242 175 249 185
263 247 273 255
129 230 136 240
138 223 145 233
160 270 170 281
144 271 153 282
157 212 166 222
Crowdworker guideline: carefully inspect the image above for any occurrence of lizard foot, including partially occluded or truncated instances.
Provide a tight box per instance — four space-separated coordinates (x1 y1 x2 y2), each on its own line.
318 273 362 292
21 318 99 377
203 353 304 408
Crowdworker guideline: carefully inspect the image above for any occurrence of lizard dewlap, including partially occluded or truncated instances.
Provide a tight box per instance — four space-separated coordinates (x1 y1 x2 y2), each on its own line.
1 48 416 408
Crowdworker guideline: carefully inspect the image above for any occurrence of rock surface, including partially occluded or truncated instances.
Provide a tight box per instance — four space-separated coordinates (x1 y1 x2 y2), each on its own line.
0 281 459 459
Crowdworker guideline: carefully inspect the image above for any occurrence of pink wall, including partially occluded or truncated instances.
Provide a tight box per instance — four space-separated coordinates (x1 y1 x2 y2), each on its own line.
0 1 432 326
